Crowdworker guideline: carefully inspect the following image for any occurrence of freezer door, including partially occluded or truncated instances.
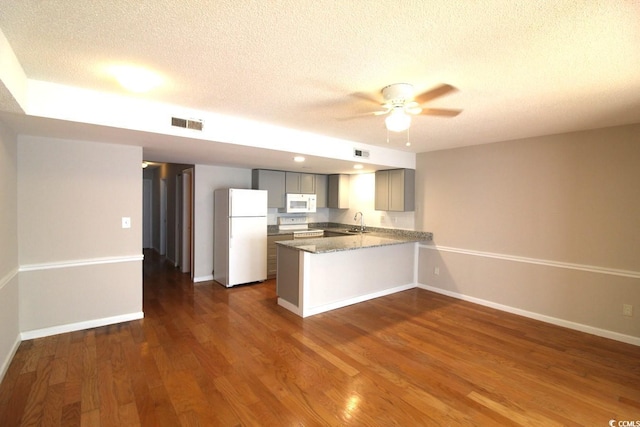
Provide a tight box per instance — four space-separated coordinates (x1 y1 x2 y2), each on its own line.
228 216 267 286
230 189 268 217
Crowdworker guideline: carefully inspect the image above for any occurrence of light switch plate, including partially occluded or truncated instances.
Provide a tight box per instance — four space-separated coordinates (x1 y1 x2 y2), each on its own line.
122 217 131 229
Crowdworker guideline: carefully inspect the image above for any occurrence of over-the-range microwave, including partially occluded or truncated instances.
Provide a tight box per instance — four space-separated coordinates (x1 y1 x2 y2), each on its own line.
281 193 317 213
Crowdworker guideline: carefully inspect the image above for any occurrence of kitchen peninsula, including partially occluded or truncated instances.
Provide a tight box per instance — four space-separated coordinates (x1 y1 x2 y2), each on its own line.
276 228 432 317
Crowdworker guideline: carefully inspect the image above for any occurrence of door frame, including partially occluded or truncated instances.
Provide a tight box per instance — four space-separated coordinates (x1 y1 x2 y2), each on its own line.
142 179 153 249
160 178 167 255
180 168 194 277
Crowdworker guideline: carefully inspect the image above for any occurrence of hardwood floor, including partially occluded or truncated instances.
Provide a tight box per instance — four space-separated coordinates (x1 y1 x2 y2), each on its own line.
1 250 639 426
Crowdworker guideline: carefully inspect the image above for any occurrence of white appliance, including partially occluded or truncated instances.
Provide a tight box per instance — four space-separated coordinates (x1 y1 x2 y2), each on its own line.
214 188 267 287
278 217 324 239
282 193 317 213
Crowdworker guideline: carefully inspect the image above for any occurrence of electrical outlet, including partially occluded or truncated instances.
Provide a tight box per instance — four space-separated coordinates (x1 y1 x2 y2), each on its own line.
622 304 633 317
121 217 131 229
434 267 440 276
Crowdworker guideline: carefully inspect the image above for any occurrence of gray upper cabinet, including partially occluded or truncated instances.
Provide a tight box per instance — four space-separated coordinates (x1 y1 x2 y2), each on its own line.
315 174 328 208
375 169 415 211
285 172 316 194
252 169 286 208
375 170 390 210
328 174 349 209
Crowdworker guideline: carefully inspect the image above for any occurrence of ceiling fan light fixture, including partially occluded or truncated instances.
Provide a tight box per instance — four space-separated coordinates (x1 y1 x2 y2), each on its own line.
385 107 411 132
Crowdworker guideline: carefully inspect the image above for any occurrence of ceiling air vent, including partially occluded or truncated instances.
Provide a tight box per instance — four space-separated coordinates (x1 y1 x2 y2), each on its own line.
353 148 370 159
171 116 204 131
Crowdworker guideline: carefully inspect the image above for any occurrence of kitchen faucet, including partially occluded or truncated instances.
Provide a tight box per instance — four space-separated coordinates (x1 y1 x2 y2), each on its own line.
354 211 365 232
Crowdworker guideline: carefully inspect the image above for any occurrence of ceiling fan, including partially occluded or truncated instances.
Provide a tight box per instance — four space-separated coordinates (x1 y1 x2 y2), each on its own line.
350 83 462 132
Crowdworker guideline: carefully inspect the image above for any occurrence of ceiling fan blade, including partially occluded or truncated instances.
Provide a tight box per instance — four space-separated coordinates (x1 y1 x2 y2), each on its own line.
414 84 457 104
419 108 462 117
350 91 383 105
406 105 423 115
337 110 389 121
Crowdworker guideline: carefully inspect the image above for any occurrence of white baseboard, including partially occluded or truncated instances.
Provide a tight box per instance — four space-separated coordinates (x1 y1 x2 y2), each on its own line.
302 283 416 318
194 274 213 283
20 312 145 341
417 283 640 347
0 334 21 385
277 298 302 316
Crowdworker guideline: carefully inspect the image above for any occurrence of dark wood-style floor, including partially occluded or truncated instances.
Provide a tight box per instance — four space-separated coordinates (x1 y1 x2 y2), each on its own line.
1 250 638 426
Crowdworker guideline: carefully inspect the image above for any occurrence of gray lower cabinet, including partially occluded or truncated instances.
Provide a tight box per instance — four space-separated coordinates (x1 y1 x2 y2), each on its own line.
328 174 349 209
252 169 286 208
375 169 415 211
267 233 293 278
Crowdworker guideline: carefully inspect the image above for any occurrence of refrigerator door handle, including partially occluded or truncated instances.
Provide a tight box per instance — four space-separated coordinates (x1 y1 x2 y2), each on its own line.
229 218 233 246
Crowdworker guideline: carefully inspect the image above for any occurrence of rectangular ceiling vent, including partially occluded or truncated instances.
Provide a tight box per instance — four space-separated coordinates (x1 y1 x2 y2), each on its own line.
353 148 370 159
171 117 204 131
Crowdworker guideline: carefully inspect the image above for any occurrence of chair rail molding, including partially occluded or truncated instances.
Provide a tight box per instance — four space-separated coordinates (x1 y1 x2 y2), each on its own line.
19 254 144 272
420 244 640 279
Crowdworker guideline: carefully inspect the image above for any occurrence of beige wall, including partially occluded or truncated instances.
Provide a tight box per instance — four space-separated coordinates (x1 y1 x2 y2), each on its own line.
18 137 142 262
18 136 143 335
193 164 252 282
416 124 640 341
0 119 19 381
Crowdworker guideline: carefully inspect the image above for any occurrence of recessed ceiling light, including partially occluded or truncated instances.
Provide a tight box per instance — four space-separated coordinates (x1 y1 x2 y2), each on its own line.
108 64 163 93
294 156 305 162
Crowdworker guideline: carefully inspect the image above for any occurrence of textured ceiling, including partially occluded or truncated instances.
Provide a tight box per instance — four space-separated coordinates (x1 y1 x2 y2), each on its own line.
1 0 639 160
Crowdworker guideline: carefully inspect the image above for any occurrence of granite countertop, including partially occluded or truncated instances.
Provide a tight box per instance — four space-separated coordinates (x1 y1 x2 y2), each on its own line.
274 224 432 254
268 229 298 236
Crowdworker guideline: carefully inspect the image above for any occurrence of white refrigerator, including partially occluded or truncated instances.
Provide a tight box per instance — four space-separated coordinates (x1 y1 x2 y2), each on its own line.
214 188 268 287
